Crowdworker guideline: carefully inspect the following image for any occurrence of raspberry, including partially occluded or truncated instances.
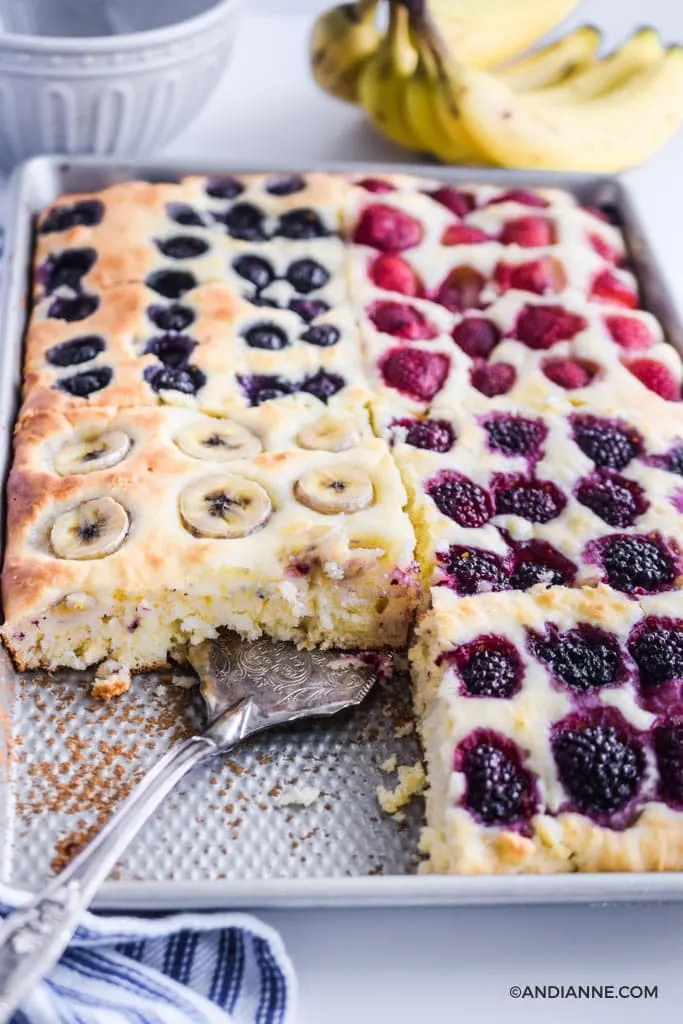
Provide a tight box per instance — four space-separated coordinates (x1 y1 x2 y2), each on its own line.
571 414 643 470
529 624 623 693
456 731 536 825
500 216 555 247
588 232 619 265
428 471 493 528
509 541 576 590
514 304 587 349
552 711 644 816
487 189 549 209
370 254 421 297
494 256 565 296
450 636 523 699
493 476 566 523
590 269 638 308
391 417 455 453
576 471 648 527
483 414 547 458
542 357 599 390
452 318 501 359
470 362 516 397
595 533 677 594
435 266 486 313
380 347 450 401
604 315 653 351
428 186 476 217
628 617 683 692
441 224 490 245
654 720 683 806
357 177 395 193
353 203 424 251
368 300 438 340
439 545 509 596
626 358 680 401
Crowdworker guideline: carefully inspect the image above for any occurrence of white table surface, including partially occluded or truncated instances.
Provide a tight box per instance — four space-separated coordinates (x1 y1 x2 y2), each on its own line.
163 3 683 1021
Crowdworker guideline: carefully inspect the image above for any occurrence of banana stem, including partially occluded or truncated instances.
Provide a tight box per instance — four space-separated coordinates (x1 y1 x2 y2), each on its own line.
354 0 379 20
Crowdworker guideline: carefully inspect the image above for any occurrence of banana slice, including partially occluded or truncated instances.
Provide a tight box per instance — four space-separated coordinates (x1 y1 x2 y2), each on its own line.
55 430 131 476
51 497 130 560
297 414 361 453
294 465 374 514
174 419 263 462
179 474 272 538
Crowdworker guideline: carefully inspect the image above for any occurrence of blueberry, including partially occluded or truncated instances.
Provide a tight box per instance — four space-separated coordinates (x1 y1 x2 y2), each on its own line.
40 199 104 234
146 270 197 299
493 477 566 523
666 446 683 476
156 236 209 260
439 545 509 596
239 374 294 406
144 363 206 395
300 324 340 347
391 418 455 453
206 176 244 200
46 335 105 367
598 534 676 593
144 335 197 367
571 414 643 470
221 203 267 241
483 414 547 458
450 636 523 698
146 303 195 333
288 298 329 322
265 175 306 196
41 248 97 294
250 294 280 309
509 541 576 590
552 713 644 815
628 618 683 690
285 259 330 294
57 366 112 397
47 294 100 321
300 369 345 402
529 624 623 693
654 720 683 806
456 731 535 825
232 255 274 289
428 471 493 528
276 208 328 240
165 203 206 228
243 322 289 350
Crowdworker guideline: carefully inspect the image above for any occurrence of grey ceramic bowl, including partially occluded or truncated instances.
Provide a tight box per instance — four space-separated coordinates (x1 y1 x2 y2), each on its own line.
0 0 244 166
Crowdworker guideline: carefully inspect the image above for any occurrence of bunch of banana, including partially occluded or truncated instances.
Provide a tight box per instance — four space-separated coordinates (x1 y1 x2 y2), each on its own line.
310 0 582 105
412 0 683 172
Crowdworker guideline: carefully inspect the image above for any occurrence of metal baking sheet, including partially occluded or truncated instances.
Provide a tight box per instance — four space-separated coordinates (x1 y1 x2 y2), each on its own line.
2 156 683 909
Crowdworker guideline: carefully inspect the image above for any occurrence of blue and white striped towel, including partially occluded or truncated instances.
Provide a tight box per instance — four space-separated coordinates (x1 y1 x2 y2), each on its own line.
0 883 297 1024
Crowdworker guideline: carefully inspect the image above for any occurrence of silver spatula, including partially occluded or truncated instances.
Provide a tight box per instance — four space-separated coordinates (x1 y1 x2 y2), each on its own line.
0 633 382 1021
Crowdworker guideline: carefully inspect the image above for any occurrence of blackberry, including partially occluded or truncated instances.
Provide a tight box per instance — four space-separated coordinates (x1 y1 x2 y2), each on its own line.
494 477 566 523
483 415 547 458
529 624 623 693
571 414 643 470
457 732 534 825
439 546 509 596
452 637 523 698
576 471 647 527
428 472 493 528
598 534 676 593
552 714 644 815
628 618 683 690
654 721 683 806
391 418 455 453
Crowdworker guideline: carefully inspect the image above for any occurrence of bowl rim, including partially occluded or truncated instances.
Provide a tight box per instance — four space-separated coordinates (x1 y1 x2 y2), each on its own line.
0 0 243 51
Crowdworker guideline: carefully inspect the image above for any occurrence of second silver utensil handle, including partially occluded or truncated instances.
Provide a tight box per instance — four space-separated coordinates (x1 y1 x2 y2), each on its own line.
0 701 250 1024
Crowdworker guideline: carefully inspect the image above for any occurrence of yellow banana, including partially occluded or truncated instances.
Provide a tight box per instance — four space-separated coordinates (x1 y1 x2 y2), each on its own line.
358 2 421 152
497 26 601 90
310 0 381 104
427 0 583 69
453 46 683 172
538 27 664 103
